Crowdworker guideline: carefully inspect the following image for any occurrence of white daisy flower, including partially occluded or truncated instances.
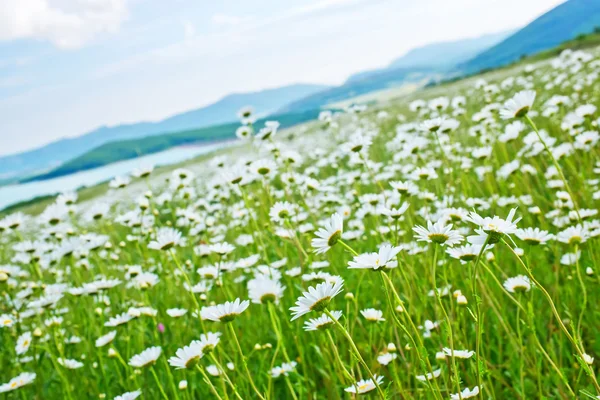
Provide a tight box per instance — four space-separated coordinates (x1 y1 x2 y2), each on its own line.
128 346 162 368
95 331 117 348
503 275 532 293
303 310 342 331
148 227 185 251
167 308 188 318
344 375 384 394
58 358 84 369
0 372 36 393
312 213 343 254
290 279 344 321
450 386 480 399
114 389 142 400
15 332 32 355
168 341 204 369
348 244 401 270
442 347 475 359
200 298 250 323
413 220 464 246
360 308 385 322
500 90 536 119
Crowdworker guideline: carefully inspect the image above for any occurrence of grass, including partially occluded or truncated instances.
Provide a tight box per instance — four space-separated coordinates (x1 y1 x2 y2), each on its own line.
1 43 600 400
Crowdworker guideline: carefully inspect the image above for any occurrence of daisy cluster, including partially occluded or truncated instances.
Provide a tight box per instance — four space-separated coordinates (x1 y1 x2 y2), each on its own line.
1 47 600 399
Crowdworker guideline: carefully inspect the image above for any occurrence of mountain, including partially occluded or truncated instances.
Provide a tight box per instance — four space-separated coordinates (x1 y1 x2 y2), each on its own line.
25 110 321 183
389 31 514 69
281 31 513 113
461 0 600 73
344 30 513 84
0 83 329 181
280 66 441 113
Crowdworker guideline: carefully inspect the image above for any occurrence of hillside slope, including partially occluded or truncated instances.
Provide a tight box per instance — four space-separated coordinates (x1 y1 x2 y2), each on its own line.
461 0 600 73
345 31 512 84
0 83 329 181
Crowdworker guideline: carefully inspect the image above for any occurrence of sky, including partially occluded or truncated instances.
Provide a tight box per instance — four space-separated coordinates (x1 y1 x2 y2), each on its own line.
0 0 564 156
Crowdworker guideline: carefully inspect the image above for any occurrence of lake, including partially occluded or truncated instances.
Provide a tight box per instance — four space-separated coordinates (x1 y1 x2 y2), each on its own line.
0 142 230 211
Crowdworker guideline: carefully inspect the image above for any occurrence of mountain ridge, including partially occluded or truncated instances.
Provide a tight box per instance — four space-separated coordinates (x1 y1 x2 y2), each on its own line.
460 0 600 73
0 83 329 181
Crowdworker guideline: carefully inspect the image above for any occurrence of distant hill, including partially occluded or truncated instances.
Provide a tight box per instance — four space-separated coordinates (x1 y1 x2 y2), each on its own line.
389 31 513 69
0 83 329 181
284 30 513 113
280 66 441 113
461 0 600 73
25 110 320 182
345 30 513 84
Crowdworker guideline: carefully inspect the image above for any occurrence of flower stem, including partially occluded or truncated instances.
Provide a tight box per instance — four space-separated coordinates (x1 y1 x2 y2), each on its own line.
338 239 359 257
324 309 386 400
150 366 170 400
524 115 581 221
503 238 600 394
196 364 225 400
227 323 266 400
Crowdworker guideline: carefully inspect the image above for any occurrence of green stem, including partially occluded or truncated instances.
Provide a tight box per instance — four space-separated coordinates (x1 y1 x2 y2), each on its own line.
503 238 600 395
227 323 266 400
324 309 386 400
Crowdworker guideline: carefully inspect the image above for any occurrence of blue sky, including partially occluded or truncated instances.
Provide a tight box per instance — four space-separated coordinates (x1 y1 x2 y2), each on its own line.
0 0 563 156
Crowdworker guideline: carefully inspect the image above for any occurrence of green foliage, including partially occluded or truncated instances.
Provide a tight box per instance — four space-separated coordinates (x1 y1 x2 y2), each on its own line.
25 110 320 182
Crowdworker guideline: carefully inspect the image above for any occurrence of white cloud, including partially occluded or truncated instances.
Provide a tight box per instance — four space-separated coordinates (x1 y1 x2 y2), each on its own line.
0 0 129 49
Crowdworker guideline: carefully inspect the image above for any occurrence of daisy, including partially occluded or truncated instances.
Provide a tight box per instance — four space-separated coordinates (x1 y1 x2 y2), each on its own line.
133 164 154 178
168 341 204 369
348 244 401 270
389 180 419 196
311 213 343 254
271 361 298 378
379 202 410 219
129 346 162 368
303 310 342 331
344 375 384 394
413 220 464 246
114 390 142 400
450 386 480 399
269 201 296 223
500 90 536 119
15 332 32 355
200 298 250 323
290 279 344 321
197 332 222 354
148 228 185 251
58 358 84 369
560 251 581 266
503 275 532 293
446 244 484 264
95 331 117 347
248 276 286 304
442 348 475 359
361 308 385 322
209 242 235 256
0 314 15 328
105 312 135 327
166 308 188 318
0 372 36 393
467 208 521 244
236 125 252 140
515 227 554 245
416 369 442 382
377 353 397 365
557 225 589 245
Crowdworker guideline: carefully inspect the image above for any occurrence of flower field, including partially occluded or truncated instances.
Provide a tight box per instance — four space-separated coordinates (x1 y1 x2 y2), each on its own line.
2 47 600 399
